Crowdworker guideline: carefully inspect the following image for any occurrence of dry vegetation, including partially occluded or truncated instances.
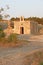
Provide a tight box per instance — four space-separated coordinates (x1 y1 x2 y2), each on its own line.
0 26 28 48
0 39 28 48
0 49 43 65
23 49 43 65
0 34 28 48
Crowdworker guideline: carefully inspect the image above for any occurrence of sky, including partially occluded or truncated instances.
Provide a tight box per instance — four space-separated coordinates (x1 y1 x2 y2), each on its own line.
0 0 43 18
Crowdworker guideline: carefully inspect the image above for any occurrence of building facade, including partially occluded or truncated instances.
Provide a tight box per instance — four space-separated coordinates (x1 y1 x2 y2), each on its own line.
12 16 38 34
2 16 40 35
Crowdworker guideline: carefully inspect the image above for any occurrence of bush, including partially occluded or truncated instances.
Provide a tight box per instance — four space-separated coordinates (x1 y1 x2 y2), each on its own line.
0 32 5 38
7 33 18 43
39 62 43 65
0 26 5 38
0 26 3 31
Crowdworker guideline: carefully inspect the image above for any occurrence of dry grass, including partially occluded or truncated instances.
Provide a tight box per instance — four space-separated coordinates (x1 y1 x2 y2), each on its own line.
0 38 28 48
23 49 43 65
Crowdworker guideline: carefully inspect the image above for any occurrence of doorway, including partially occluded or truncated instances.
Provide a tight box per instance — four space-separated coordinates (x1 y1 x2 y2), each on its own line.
20 27 24 34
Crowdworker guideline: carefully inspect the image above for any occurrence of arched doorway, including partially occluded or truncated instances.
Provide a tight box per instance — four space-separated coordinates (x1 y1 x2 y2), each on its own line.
20 27 24 34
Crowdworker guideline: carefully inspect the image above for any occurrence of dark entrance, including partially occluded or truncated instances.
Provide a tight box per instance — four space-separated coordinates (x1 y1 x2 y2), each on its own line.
20 27 24 34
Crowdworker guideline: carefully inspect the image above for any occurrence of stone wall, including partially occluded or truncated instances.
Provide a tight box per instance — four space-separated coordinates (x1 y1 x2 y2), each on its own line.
12 17 39 34
13 21 31 34
2 17 40 35
30 21 38 34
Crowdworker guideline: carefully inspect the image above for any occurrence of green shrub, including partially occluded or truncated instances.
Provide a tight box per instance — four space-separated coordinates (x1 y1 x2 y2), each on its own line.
39 62 43 65
0 26 3 31
0 32 5 38
7 33 18 43
0 26 5 38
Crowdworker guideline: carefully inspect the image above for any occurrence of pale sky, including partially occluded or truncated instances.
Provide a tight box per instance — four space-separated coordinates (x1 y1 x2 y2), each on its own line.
0 0 43 18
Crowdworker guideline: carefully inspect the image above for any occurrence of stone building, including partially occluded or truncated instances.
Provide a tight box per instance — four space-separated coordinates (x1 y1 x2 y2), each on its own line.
12 16 38 34
2 16 39 35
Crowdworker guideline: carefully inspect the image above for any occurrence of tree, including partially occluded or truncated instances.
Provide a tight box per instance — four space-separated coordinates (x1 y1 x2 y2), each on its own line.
10 17 15 21
0 7 4 13
0 15 3 20
10 17 15 28
0 5 10 19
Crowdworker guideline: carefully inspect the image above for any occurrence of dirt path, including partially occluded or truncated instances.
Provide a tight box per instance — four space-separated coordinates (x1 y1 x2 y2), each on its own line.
0 35 43 65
